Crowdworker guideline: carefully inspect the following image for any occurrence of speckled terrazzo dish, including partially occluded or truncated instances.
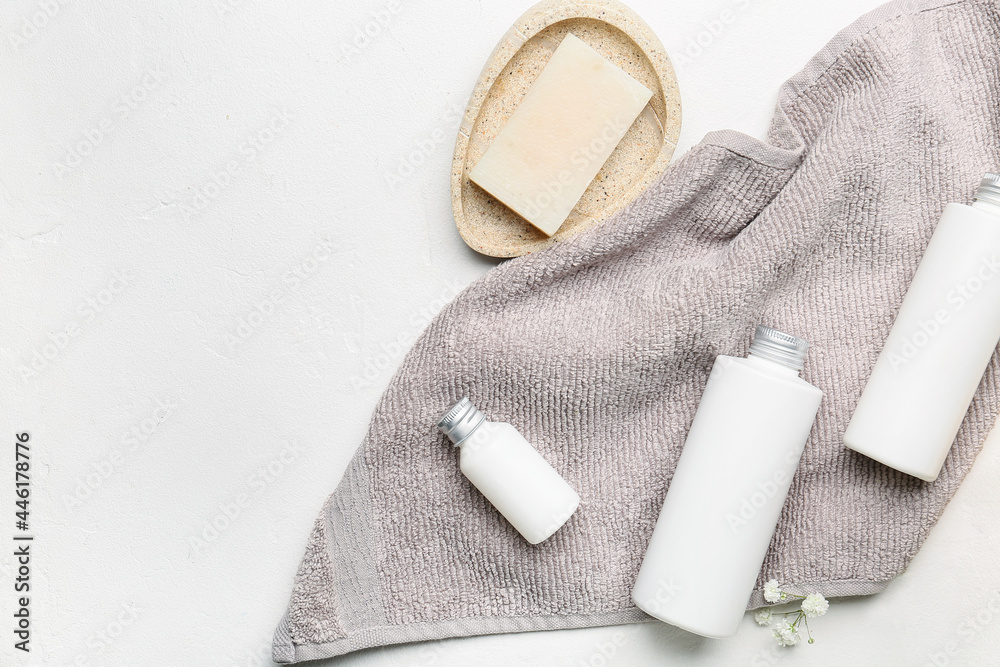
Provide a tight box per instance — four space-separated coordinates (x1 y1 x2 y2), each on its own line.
451 0 681 257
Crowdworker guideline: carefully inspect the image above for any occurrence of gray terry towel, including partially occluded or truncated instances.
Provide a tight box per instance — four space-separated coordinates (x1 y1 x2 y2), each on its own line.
273 0 1000 661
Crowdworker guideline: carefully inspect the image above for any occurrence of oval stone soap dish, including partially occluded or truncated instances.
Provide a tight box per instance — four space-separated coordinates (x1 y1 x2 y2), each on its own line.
451 0 681 258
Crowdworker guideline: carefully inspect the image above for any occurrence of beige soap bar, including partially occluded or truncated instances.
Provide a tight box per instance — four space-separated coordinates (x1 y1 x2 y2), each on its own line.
469 33 653 237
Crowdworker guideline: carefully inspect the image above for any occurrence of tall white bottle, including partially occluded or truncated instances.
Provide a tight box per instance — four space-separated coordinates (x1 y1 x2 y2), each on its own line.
632 326 823 638
437 398 581 544
844 174 1000 482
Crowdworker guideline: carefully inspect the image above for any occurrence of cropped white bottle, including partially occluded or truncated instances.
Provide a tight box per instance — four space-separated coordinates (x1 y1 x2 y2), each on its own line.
437 397 580 544
845 173 1000 482
632 326 823 638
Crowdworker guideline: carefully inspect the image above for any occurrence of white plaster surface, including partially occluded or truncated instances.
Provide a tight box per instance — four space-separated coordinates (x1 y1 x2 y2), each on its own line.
2 0 998 665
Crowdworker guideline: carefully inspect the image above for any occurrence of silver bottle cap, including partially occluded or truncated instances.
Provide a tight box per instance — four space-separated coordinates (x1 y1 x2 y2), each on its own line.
748 325 810 371
437 397 486 446
973 172 1000 207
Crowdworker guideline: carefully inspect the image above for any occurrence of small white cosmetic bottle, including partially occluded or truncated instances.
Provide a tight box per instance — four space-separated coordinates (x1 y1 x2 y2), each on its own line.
631 326 823 638
437 397 580 544
845 173 1000 482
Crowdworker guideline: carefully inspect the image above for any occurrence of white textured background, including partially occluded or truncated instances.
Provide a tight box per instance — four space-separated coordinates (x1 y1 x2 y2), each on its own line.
3 0 999 665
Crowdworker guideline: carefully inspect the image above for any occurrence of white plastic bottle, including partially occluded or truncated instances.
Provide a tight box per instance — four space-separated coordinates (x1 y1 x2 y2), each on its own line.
631 326 823 638
844 173 1000 482
437 397 580 544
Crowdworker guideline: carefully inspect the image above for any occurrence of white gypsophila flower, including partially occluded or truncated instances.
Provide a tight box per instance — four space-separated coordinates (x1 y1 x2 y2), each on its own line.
763 579 783 603
772 621 800 647
801 593 829 618
754 608 774 626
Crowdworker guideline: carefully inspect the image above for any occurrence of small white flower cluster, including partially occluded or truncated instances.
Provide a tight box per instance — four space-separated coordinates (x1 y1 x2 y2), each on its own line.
763 580 785 603
772 621 799 647
801 592 830 618
755 580 829 647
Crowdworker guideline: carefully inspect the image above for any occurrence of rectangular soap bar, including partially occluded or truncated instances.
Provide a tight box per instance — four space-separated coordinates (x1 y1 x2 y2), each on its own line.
469 33 653 237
